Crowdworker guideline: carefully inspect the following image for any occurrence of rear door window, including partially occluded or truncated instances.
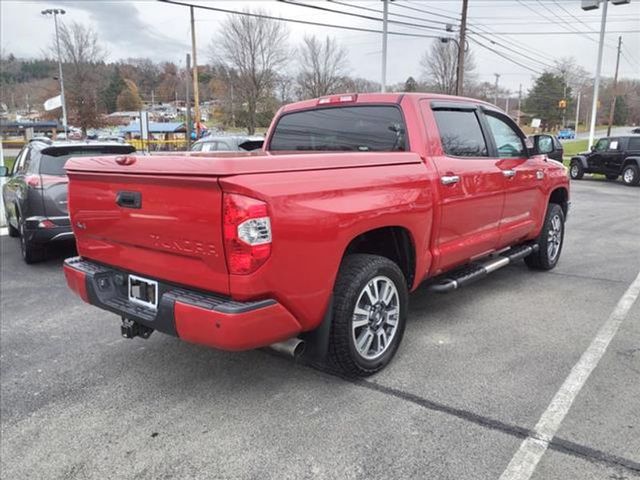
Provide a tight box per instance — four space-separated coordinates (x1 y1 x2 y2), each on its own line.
269 105 407 152
432 109 488 157
628 137 640 151
40 146 135 175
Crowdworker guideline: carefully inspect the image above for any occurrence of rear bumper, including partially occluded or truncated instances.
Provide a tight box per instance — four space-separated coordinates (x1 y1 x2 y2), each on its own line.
63 257 302 351
24 216 73 244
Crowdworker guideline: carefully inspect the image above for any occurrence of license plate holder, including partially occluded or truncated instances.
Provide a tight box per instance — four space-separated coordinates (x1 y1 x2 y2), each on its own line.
128 274 158 310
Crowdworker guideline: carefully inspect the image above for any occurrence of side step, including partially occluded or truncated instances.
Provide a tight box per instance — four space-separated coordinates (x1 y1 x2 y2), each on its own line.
428 243 538 293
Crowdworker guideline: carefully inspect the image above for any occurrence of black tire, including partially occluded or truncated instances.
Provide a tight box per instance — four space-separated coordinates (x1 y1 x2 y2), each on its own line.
7 217 19 237
605 174 618 181
621 164 640 186
328 254 408 377
569 161 584 180
525 203 565 271
19 221 45 264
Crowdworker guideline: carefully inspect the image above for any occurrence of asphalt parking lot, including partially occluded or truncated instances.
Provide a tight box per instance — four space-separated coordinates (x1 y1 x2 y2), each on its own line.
1 178 639 480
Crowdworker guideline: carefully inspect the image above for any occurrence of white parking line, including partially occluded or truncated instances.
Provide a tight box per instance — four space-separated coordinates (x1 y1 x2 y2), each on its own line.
499 271 640 480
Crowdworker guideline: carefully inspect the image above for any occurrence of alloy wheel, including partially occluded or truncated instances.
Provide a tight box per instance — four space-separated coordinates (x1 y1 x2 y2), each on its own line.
351 276 400 361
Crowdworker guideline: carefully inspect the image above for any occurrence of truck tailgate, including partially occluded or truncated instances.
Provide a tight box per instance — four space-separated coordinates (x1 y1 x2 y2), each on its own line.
67 170 229 295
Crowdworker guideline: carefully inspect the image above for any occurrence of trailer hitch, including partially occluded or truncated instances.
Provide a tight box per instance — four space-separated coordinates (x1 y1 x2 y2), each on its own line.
120 317 154 339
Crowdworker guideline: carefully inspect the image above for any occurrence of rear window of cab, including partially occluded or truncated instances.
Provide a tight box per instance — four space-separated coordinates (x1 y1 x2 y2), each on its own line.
269 105 407 152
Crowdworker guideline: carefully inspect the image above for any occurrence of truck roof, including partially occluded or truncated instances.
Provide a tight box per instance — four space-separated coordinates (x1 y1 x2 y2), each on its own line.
278 92 497 114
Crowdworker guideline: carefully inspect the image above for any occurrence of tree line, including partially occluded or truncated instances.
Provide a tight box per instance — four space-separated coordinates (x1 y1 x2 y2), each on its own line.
2 10 639 135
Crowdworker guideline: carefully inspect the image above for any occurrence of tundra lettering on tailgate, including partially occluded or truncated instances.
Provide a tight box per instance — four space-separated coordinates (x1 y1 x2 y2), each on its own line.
149 234 219 257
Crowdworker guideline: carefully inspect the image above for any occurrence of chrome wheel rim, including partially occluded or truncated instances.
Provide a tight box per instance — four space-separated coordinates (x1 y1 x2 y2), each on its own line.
352 276 400 361
623 168 634 183
570 165 578 177
547 214 562 262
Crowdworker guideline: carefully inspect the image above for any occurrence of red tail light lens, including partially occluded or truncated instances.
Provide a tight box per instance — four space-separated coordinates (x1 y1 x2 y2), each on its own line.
26 175 41 188
223 193 272 275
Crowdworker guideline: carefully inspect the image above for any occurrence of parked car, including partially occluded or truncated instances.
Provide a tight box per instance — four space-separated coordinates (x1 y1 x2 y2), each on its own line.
1 139 136 263
63 93 569 376
569 136 640 185
631 127 640 134
557 128 575 140
190 135 264 152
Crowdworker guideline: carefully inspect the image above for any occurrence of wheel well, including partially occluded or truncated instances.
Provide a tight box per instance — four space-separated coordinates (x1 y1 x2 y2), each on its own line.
344 227 416 288
549 187 569 217
622 158 639 168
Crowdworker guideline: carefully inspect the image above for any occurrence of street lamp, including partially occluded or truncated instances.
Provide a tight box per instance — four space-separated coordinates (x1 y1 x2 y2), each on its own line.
581 0 631 148
41 8 68 139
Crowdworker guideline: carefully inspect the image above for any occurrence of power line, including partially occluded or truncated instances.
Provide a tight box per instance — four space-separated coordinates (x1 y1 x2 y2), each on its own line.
468 37 543 75
467 30 555 70
327 0 452 27
392 1 461 22
156 0 447 40
278 0 447 32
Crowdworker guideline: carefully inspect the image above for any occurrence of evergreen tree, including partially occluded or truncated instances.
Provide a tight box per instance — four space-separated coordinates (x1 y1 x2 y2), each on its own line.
101 67 126 113
524 72 571 129
404 76 418 92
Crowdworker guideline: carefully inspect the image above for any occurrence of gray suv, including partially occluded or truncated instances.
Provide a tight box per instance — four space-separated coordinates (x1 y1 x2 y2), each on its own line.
1 139 135 263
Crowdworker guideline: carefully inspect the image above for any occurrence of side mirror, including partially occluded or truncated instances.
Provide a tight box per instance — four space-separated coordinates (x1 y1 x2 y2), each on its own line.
0 166 9 177
590 145 596 152
533 134 555 155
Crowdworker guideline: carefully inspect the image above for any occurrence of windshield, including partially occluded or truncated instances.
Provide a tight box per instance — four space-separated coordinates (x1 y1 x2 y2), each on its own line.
269 105 406 152
40 146 135 175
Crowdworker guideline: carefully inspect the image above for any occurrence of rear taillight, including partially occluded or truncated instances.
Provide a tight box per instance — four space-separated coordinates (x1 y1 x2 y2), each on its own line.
223 193 272 275
26 175 41 188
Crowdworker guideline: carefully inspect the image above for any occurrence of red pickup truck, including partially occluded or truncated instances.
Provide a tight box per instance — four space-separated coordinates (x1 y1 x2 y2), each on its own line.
63 93 569 376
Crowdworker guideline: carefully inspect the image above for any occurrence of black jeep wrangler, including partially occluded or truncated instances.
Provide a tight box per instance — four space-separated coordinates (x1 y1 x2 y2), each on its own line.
569 136 640 185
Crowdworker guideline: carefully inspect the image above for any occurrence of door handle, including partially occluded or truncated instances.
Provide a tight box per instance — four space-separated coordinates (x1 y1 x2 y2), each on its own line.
502 169 516 178
441 175 460 185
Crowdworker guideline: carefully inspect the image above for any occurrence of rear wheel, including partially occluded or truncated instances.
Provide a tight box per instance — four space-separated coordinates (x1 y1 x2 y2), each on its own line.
525 203 565 271
569 161 584 180
19 221 45 264
328 254 408 377
622 164 640 186
7 215 19 237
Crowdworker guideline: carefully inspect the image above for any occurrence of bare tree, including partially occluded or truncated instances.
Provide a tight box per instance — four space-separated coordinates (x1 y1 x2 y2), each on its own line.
297 35 348 99
420 40 476 95
56 21 106 133
215 11 289 134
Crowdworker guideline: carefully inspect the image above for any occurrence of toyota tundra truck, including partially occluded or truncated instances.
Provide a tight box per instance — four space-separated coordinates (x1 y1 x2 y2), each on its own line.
63 93 569 376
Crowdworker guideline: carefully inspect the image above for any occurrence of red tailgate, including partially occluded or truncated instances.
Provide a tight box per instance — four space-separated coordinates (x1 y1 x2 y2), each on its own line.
67 169 229 295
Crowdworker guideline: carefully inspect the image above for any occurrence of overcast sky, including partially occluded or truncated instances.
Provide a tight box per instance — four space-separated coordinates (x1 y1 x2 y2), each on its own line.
1 0 639 94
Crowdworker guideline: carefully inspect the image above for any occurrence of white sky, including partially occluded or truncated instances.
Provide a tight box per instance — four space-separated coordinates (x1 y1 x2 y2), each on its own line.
1 0 639 94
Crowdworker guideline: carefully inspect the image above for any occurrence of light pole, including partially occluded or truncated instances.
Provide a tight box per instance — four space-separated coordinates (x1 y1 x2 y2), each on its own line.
41 8 68 139
381 0 389 92
581 0 631 148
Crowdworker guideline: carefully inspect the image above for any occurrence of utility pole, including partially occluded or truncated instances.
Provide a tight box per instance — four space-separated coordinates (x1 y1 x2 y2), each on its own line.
185 53 192 148
41 8 68 139
505 94 510 116
381 0 389 92
494 73 500 106
607 35 622 136
575 90 581 132
190 6 201 138
517 84 522 125
587 0 608 148
456 0 468 96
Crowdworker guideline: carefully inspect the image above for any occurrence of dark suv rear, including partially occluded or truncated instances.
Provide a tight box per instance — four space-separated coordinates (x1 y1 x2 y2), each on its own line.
1 139 135 263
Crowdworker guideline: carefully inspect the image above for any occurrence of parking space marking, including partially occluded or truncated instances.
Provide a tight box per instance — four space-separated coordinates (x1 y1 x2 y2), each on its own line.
499 271 640 480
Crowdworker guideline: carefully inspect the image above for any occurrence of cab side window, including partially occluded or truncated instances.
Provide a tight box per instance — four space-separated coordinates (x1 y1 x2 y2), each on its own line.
432 109 489 157
594 139 609 152
485 113 526 158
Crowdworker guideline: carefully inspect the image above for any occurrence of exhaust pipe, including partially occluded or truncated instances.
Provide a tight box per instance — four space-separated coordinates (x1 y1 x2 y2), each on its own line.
269 337 306 358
